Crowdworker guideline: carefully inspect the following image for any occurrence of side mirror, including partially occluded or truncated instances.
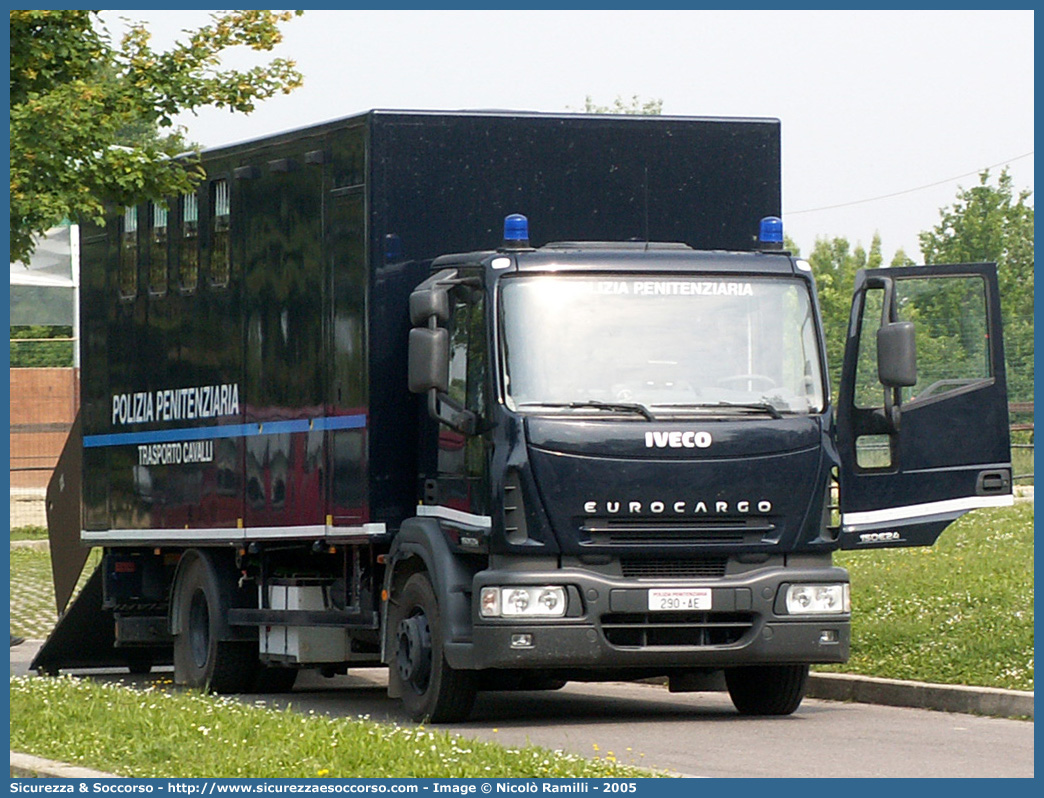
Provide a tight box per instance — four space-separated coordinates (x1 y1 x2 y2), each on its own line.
878 321 917 388
408 327 449 394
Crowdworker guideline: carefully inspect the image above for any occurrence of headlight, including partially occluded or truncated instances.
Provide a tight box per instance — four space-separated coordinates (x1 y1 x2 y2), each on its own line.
479 586 567 618
785 583 850 615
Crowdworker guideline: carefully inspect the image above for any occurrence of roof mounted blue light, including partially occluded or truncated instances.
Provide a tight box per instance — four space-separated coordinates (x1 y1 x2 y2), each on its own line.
502 213 530 249
759 216 784 249
760 216 785 244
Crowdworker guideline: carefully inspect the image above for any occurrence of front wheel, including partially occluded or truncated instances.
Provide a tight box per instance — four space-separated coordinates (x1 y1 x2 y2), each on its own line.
389 573 476 723
725 664 809 716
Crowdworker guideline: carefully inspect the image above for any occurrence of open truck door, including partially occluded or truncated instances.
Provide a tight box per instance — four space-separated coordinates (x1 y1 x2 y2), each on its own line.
836 262 1013 549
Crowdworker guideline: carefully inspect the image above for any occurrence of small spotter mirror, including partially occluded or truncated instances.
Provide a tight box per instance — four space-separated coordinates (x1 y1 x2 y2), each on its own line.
409 288 450 326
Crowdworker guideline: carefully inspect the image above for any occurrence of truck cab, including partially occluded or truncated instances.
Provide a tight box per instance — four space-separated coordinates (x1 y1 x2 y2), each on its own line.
391 216 1012 720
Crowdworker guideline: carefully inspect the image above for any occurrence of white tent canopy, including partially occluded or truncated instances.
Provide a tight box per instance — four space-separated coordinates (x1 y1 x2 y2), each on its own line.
10 271 76 288
10 223 77 287
9 224 80 359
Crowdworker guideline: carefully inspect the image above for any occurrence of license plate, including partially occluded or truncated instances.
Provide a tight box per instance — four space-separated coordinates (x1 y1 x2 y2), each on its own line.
648 588 712 611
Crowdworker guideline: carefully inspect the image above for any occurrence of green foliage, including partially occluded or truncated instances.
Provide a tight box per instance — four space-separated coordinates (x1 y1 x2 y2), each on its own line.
889 247 916 267
819 504 1034 691
793 173 1032 408
1010 429 1033 483
807 233 882 399
10 548 101 640
9 676 656 778
918 169 1034 402
578 95 663 115
10 10 304 264
9 325 73 367
10 526 49 540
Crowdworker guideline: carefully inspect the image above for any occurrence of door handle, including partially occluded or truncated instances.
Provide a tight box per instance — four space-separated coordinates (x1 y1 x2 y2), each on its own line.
976 470 1011 495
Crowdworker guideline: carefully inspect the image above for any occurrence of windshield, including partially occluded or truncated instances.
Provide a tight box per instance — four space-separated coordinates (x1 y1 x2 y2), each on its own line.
500 274 826 416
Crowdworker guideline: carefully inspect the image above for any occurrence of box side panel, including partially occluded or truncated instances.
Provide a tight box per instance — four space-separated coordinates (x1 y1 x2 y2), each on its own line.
238 134 327 532
369 113 780 256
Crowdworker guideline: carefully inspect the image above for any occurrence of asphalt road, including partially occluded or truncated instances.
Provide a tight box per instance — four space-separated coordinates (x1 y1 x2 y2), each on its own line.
11 643 1033 778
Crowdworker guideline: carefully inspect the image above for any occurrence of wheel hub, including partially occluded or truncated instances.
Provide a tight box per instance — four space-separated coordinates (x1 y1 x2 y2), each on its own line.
396 612 432 691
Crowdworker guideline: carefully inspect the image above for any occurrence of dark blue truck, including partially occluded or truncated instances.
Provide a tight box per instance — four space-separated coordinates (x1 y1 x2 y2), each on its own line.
34 111 1012 721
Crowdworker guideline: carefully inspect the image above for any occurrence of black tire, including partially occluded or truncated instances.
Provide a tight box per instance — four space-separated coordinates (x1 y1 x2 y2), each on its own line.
252 665 298 693
725 664 809 716
389 573 476 723
173 554 257 693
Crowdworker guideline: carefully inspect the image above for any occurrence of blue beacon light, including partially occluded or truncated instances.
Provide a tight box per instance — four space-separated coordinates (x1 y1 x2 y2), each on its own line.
502 213 530 248
759 216 784 249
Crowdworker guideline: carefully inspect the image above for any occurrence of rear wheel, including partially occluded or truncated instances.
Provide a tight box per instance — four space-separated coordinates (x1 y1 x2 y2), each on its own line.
389 573 476 722
725 664 809 716
173 554 256 693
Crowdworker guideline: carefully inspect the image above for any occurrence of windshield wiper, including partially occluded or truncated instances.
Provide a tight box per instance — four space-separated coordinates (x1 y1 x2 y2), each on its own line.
651 401 783 419
517 400 655 421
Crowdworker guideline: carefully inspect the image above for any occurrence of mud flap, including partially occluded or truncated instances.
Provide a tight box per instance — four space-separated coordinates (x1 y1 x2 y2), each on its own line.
46 413 88 615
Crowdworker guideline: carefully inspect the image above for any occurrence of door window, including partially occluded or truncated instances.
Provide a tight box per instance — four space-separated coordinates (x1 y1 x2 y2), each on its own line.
854 274 991 410
896 276 990 405
439 289 487 480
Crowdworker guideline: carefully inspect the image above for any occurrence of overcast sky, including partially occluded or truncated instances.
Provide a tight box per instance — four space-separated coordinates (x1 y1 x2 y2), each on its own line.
107 9 1034 261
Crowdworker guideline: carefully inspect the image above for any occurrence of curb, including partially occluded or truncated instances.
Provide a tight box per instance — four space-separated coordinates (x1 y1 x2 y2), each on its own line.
642 672 1032 719
807 672 1034 719
10 751 122 779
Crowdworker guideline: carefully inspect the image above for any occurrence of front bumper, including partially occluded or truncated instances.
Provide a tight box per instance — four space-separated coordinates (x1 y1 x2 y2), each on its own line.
450 565 850 671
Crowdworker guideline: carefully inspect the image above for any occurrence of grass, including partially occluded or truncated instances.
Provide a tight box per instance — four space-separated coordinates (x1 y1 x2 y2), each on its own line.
9 547 100 640
1010 431 1033 484
817 503 1034 691
9 676 656 778
11 525 48 541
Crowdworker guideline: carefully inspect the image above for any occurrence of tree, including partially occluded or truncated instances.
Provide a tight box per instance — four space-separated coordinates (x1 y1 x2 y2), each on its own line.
918 169 1034 401
577 95 663 115
807 234 883 398
10 10 303 264
10 325 74 368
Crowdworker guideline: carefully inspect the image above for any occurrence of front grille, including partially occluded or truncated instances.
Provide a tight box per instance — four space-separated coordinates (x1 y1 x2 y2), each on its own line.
620 557 727 579
581 517 775 546
601 611 753 648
